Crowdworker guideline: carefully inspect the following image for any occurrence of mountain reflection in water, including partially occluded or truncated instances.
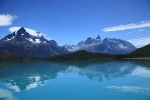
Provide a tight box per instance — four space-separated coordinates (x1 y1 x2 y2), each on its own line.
0 60 146 92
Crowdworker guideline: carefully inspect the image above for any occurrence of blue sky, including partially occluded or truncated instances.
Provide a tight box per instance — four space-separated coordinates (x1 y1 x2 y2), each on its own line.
0 0 150 47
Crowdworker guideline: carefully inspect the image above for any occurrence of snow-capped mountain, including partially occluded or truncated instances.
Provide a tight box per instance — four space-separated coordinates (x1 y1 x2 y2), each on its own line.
63 35 102 52
0 27 69 58
3 27 53 44
63 35 136 54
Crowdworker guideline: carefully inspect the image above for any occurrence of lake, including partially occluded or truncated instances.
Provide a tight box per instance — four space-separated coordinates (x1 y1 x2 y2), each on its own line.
0 59 150 100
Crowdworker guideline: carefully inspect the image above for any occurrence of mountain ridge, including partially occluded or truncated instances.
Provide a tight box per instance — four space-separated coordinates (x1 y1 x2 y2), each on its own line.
0 27 149 60
50 43 150 60
0 27 69 58
63 35 136 54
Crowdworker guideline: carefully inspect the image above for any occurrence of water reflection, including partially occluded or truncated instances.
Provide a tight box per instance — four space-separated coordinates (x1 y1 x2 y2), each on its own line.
0 88 17 100
65 60 136 81
132 66 150 78
106 85 150 95
0 60 150 92
0 60 68 92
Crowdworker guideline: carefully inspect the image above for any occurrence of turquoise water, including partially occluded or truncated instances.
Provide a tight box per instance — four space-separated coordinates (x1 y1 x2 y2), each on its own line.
0 60 150 100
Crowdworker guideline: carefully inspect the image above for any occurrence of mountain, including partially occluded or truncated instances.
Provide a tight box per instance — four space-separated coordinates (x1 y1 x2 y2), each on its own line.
63 35 136 54
0 27 69 58
125 43 150 58
49 43 150 60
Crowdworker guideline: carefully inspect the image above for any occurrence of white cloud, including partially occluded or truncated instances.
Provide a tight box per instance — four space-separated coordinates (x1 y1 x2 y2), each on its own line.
0 88 17 100
127 28 150 34
43 34 51 40
9 27 51 40
0 14 17 26
131 66 150 78
136 29 146 32
102 21 150 32
128 37 150 47
45 37 51 40
106 85 150 95
9 27 43 37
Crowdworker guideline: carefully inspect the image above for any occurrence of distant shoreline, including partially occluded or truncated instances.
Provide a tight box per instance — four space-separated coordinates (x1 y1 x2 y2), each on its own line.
123 58 150 59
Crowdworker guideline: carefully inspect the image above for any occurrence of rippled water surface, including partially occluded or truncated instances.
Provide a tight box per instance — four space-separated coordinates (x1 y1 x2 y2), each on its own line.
0 60 150 100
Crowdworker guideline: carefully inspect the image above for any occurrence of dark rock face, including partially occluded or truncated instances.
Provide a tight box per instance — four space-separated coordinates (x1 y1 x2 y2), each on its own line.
16 27 26 35
85 37 94 45
100 38 136 54
49 40 57 46
0 27 69 58
96 35 100 40
63 36 136 54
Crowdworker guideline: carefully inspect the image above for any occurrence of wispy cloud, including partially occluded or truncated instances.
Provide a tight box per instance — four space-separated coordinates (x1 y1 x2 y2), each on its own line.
0 14 17 26
102 21 150 32
106 85 150 95
43 34 51 40
131 67 150 78
127 28 150 34
128 37 150 47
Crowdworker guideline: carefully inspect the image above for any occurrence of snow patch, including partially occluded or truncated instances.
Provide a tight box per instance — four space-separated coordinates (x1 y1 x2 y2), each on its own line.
35 39 41 43
119 44 127 49
28 76 41 82
43 41 47 43
26 38 42 44
26 76 44 90
26 38 34 43
4 36 15 41
26 82 44 90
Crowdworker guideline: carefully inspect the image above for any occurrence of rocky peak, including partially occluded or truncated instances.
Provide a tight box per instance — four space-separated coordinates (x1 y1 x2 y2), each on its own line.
49 40 57 46
96 35 100 40
16 27 26 34
36 31 41 34
86 37 92 40
103 38 110 42
85 37 94 45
